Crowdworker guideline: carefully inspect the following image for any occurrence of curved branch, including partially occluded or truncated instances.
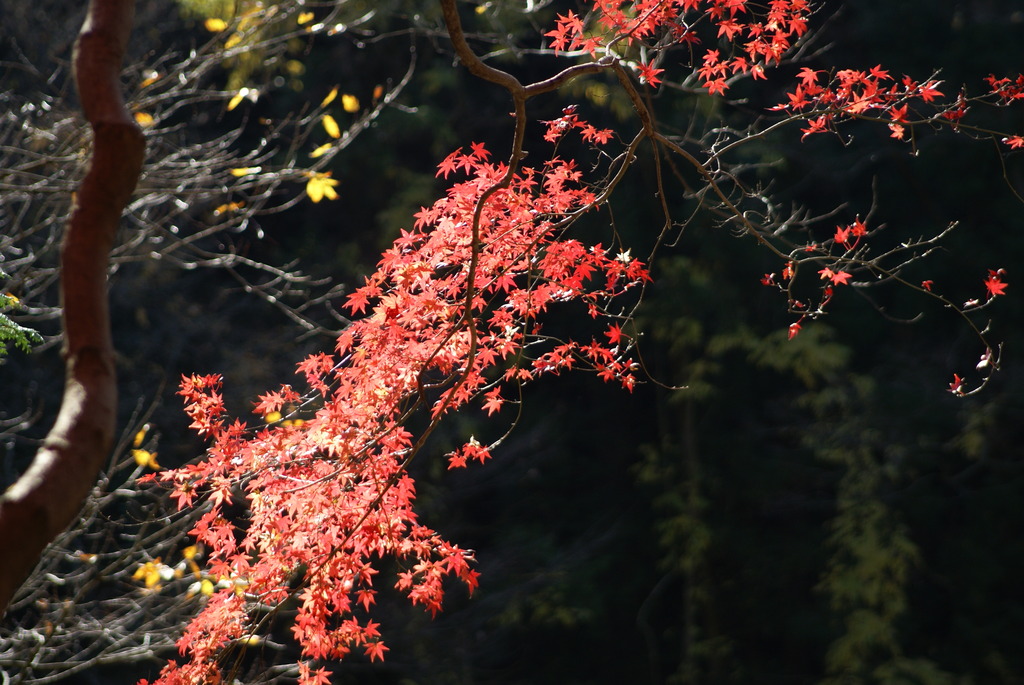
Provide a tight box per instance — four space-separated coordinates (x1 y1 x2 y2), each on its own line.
439 0 523 95
0 0 144 615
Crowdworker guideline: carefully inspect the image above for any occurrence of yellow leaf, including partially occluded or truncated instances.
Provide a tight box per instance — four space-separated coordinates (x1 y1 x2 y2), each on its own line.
204 17 228 32
213 201 245 215
224 33 242 49
476 4 487 13
200 579 215 596
132 449 160 470
310 143 333 159
297 11 315 24
227 92 245 111
264 410 282 423
133 111 154 127
183 545 199 561
230 167 262 177
321 86 339 108
133 560 165 590
341 94 359 113
3 293 20 306
133 424 148 447
322 114 341 139
140 70 160 88
305 173 339 203
78 553 97 564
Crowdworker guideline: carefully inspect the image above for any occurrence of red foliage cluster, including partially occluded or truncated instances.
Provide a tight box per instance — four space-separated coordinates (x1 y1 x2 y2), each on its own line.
144 130 649 683
138 2 1024 681
547 0 810 93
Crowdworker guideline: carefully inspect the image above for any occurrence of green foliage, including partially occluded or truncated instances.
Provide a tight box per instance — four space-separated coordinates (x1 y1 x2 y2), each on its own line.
800 377 956 685
0 278 40 359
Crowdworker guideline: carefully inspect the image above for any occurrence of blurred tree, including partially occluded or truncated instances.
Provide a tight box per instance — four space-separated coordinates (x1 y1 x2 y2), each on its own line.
0 0 417 679
0 0 146 615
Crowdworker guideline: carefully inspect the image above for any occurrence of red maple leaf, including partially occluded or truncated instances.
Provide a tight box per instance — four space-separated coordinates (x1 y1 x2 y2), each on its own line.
705 78 728 96
298 664 332 685
984 270 1008 298
801 115 829 139
797 67 821 87
482 387 504 416
830 271 852 286
636 61 664 86
469 140 490 160
365 641 389 663
918 80 944 102
436 149 461 178
604 322 625 345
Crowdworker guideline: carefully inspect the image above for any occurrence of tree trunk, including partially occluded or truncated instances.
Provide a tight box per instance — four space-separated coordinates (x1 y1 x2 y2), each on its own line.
0 0 143 615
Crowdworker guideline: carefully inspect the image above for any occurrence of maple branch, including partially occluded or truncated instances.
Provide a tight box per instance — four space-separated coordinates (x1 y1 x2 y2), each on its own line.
274 3 643 610
0 0 144 614
431 0 648 437
439 0 522 95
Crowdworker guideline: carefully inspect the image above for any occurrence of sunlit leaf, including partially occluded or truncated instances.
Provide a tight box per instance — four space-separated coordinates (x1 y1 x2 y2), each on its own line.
132 449 160 470
213 201 245 215
133 111 155 127
227 92 245 111
140 70 160 88
133 424 148 447
341 94 360 113
321 86 339 108
305 173 339 203
310 143 333 158
298 11 315 25
133 560 166 590
204 18 228 32
322 115 341 139
230 167 262 177
224 33 242 49
264 410 282 423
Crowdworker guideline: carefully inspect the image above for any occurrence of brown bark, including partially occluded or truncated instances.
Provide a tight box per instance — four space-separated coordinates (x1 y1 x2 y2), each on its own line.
0 0 144 615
